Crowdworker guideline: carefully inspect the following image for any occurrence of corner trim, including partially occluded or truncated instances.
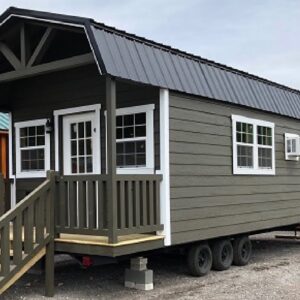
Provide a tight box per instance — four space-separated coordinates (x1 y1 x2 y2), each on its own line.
159 89 171 246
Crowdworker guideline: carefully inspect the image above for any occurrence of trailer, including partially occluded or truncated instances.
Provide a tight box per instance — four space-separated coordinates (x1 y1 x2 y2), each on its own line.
0 6 300 296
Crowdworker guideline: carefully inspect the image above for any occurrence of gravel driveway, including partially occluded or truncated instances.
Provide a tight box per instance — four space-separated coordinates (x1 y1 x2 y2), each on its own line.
3 232 300 300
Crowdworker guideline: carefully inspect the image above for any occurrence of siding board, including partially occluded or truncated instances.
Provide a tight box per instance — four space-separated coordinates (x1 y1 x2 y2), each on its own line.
170 92 300 245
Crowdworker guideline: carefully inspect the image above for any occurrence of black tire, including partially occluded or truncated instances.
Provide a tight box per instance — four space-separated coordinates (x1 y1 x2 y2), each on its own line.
211 239 233 271
233 236 252 266
187 243 213 277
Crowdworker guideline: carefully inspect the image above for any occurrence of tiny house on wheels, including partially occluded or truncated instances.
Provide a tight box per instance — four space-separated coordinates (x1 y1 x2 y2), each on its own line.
0 6 300 296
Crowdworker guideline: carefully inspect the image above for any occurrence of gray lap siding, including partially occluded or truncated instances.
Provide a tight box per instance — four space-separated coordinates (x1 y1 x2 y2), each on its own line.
169 92 300 245
8 65 160 201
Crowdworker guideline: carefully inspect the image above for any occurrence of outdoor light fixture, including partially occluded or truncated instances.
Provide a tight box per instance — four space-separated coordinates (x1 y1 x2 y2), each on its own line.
45 117 53 133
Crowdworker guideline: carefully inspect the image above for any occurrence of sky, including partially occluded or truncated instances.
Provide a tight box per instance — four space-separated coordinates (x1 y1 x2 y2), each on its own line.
0 0 300 89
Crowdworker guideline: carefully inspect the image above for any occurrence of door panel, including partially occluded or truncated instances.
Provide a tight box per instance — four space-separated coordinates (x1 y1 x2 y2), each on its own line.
63 112 99 175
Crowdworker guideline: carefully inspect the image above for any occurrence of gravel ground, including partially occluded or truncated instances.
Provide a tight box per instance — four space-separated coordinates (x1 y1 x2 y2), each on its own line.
3 232 300 300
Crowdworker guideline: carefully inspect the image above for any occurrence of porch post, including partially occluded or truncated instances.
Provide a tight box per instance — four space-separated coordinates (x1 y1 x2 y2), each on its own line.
106 76 118 244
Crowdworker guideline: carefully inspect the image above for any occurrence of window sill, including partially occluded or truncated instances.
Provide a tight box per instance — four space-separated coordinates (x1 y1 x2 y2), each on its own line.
117 167 154 174
233 168 275 175
16 171 47 179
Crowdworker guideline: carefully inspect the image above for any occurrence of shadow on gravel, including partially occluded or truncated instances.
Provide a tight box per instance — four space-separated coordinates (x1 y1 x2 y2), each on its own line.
4 233 300 299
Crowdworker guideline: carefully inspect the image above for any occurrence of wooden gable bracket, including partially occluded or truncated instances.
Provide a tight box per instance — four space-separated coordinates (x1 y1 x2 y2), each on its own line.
0 23 94 83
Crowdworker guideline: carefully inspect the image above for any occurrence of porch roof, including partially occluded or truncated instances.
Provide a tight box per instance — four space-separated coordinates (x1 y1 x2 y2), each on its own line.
1 7 300 120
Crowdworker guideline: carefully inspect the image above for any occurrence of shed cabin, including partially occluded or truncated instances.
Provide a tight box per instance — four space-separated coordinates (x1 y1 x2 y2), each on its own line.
0 6 300 297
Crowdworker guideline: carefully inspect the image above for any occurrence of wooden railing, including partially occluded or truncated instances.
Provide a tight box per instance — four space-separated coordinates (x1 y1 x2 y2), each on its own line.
55 174 163 242
0 171 55 296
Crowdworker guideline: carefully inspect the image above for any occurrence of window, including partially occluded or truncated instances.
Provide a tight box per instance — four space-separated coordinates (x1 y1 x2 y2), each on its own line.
15 119 50 178
232 115 275 175
285 133 300 161
112 104 154 174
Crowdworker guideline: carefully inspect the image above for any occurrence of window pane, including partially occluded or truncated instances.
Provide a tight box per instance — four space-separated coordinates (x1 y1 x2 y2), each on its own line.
79 157 85 173
86 122 92 137
125 142 135 153
136 154 146 166
78 122 84 138
71 141 77 156
135 125 146 137
237 145 253 168
20 128 27 137
124 115 134 126
86 156 93 173
257 126 272 146
71 124 77 139
28 137 36 146
117 142 124 154
124 126 134 138
20 137 28 147
79 140 85 155
136 141 146 153
37 136 45 146
117 128 123 139
117 116 123 127
21 149 45 171
236 122 253 144
28 126 35 136
258 148 272 168
37 126 45 135
71 158 77 174
135 113 146 124
115 111 149 168
86 139 92 155
125 154 135 166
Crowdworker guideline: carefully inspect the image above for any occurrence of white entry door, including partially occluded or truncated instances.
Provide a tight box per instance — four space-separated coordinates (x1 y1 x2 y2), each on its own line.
63 112 100 175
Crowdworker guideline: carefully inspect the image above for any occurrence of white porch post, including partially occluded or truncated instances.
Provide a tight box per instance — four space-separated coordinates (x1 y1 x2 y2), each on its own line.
159 88 171 246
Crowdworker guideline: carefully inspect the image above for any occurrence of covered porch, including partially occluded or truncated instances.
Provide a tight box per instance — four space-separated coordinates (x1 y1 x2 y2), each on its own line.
0 11 167 255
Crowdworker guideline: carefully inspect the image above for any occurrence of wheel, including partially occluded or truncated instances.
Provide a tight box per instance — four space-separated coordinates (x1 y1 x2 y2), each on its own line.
233 236 252 266
187 243 212 276
211 239 233 271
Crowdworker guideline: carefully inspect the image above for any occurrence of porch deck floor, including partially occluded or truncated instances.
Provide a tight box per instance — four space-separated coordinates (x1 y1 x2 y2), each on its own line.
55 234 164 247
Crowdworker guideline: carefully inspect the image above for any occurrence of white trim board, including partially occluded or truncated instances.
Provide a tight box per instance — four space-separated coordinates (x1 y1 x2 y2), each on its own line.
104 104 155 174
15 118 50 178
54 104 101 172
159 89 171 246
232 114 276 175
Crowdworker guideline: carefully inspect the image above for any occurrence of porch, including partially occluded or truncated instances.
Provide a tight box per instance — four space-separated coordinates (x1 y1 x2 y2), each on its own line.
54 173 164 256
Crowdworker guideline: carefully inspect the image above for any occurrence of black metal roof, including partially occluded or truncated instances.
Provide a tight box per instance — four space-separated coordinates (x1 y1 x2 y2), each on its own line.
2 7 300 119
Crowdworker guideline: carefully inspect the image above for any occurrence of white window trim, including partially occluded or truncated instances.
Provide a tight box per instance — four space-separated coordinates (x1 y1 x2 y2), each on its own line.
285 133 300 161
105 104 155 174
15 118 50 178
54 104 101 174
232 115 275 175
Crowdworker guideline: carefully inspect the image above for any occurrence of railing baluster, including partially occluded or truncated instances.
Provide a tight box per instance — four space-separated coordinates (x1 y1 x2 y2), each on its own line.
0 224 10 276
142 180 147 227
87 180 96 229
119 180 125 230
127 181 133 229
97 180 104 230
155 179 161 225
69 180 77 228
149 180 154 226
59 179 66 229
35 196 44 244
13 214 23 265
24 204 34 253
134 181 140 228
78 180 86 229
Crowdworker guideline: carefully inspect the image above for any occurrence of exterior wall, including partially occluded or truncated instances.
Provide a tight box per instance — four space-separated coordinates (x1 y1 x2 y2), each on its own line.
6 64 160 201
169 92 300 245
